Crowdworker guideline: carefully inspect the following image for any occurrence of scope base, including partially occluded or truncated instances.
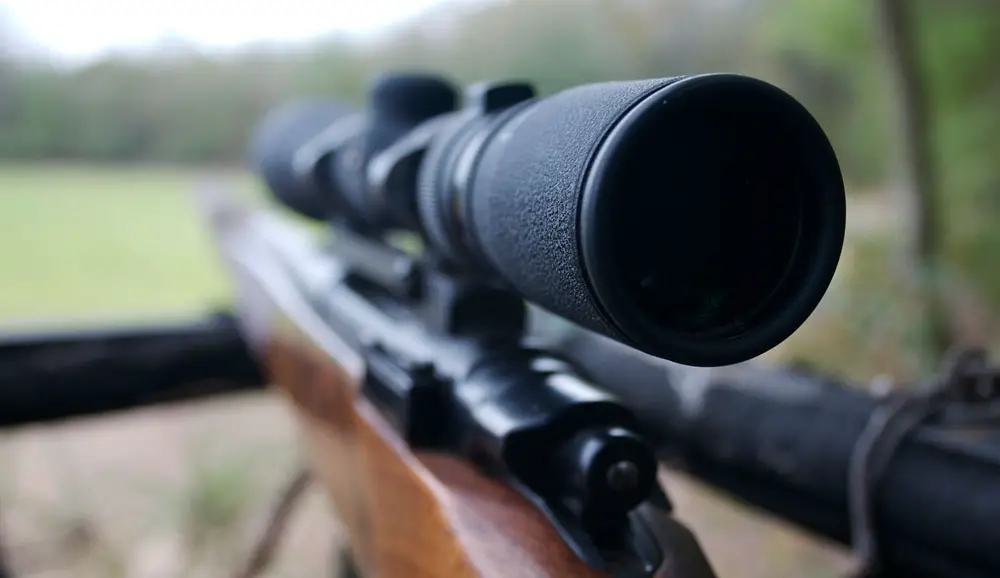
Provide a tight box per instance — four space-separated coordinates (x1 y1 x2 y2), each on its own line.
328 228 423 299
415 269 526 338
331 232 527 339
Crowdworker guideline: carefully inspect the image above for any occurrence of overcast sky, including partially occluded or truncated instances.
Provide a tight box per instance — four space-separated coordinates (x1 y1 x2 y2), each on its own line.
1 0 453 60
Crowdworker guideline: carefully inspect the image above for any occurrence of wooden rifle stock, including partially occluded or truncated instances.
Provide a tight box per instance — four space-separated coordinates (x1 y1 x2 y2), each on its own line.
266 320 607 577
204 192 715 578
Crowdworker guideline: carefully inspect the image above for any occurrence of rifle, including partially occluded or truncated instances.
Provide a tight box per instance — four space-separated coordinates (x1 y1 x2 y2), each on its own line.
209 72 843 578
1 72 997 578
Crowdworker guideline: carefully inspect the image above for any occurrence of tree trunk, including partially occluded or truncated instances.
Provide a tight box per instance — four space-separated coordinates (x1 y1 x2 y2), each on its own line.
876 0 951 362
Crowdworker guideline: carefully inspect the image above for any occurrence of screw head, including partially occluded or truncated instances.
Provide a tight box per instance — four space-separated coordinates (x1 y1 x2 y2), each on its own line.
606 460 640 494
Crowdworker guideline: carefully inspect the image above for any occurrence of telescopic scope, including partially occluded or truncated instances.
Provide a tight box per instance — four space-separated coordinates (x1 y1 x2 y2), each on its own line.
250 73 846 367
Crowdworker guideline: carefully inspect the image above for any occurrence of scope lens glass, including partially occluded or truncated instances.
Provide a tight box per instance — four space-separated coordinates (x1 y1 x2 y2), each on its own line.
607 81 815 338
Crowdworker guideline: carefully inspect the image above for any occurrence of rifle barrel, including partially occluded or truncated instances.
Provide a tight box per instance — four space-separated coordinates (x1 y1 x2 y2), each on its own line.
0 312 264 427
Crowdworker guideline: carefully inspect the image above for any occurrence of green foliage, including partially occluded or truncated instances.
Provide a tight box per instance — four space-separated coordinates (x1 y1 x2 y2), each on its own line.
7 0 989 190
0 0 774 163
914 2 1000 307
1 0 996 189
783 237 943 381
760 0 1000 369
756 0 890 185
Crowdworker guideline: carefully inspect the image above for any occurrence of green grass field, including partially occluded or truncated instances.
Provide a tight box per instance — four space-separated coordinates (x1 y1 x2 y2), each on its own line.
0 164 265 321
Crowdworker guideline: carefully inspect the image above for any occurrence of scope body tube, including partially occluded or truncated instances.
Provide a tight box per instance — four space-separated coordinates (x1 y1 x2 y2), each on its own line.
559 330 1000 578
251 73 847 367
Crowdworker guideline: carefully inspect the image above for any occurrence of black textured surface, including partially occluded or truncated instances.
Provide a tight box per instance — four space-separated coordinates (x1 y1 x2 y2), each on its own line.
250 100 355 220
338 74 459 229
416 100 536 271
469 77 684 340
417 110 485 265
369 72 458 121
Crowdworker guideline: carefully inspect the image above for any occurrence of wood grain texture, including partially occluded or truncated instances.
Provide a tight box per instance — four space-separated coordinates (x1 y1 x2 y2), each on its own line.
265 322 609 578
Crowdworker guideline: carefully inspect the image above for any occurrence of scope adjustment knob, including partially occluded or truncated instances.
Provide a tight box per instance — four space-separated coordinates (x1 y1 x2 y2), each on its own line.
465 81 535 114
370 73 459 123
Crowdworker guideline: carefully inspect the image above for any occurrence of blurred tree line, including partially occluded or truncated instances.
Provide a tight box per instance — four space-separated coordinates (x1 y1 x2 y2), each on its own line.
0 0 977 173
1 0 999 374
2 0 997 189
